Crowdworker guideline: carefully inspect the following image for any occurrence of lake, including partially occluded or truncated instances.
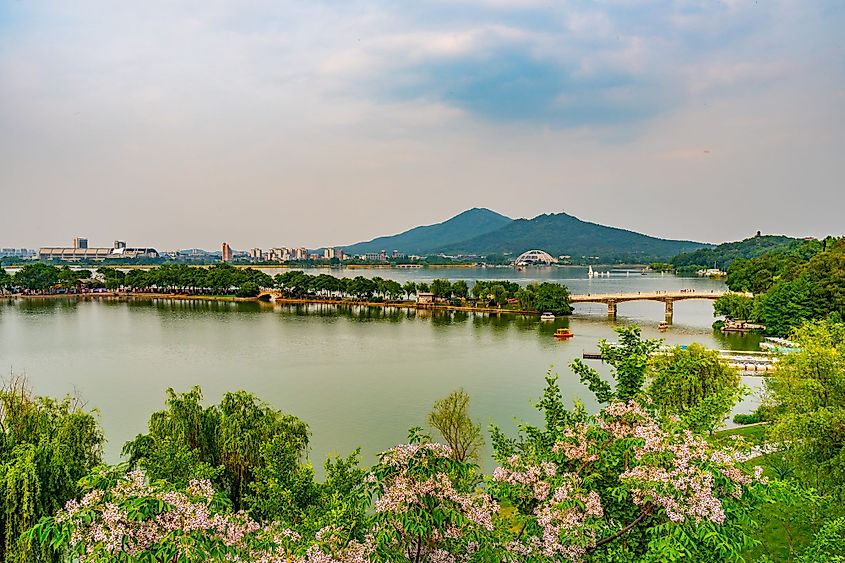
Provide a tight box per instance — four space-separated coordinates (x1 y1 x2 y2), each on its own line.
0 268 763 474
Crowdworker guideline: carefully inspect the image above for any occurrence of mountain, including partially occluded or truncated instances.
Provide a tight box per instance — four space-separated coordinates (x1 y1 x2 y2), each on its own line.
670 235 798 270
434 212 709 262
342 208 513 255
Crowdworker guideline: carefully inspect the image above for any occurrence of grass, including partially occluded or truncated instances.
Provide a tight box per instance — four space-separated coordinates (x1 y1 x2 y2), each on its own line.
712 423 769 448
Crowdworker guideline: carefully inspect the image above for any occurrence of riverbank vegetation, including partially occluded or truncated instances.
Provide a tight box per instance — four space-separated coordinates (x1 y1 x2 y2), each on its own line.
711 237 844 335
1 321 840 561
1 264 573 315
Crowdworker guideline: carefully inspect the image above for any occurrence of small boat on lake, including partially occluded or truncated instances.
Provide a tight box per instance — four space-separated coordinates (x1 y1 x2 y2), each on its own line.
540 312 555 321
658 321 669 331
554 328 574 339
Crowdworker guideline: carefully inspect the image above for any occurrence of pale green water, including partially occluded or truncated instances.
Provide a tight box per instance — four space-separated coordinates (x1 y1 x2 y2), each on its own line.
0 271 762 473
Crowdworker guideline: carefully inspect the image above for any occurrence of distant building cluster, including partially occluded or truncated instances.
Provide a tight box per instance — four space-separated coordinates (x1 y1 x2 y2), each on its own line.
0 248 36 259
38 238 159 261
229 244 409 263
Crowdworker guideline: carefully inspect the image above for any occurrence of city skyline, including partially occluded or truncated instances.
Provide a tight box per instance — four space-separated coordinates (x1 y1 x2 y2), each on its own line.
1 1 843 248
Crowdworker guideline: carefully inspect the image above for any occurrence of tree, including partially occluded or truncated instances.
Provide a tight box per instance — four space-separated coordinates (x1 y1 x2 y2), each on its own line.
534 282 572 315
570 325 662 403
764 319 845 494
13 263 60 292
123 387 311 513
236 281 260 297
0 377 103 563
471 281 488 301
427 389 483 462
489 374 769 561
713 292 757 321
451 279 469 300
402 281 417 300
489 283 507 307
647 343 746 434
430 278 452 299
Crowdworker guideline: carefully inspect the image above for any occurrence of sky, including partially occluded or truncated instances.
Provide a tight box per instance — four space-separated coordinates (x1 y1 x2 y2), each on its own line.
1 0 843 250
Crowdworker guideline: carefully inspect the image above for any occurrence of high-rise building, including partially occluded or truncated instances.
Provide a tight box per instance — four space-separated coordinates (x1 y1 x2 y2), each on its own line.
248 248 263 261
324 248 336 260
294 247 308 260
73 237 88 249
221 242 233 262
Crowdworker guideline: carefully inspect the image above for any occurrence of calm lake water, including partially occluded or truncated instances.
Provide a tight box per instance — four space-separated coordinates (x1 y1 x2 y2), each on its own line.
0 268 763 474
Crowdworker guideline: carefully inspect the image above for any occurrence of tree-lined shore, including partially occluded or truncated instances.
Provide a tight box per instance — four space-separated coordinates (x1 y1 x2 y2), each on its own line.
0 264 574 316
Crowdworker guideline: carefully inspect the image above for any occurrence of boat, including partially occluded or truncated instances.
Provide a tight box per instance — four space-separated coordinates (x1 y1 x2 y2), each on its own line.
554 328 574 339
588 265 594 279
658 321 669 331
540 312 555 321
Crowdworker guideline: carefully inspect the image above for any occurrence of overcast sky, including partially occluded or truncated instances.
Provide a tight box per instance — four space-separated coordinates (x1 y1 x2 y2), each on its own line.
1 1 843 250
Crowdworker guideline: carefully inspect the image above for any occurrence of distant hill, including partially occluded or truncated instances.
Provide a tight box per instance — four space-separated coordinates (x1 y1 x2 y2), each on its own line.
434 212 708 262
342 208 513 255
670 235 799 270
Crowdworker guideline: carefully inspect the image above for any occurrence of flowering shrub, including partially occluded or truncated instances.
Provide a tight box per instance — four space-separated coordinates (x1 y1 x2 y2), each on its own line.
490 376 769 561
27 467 374 563
366 429 499 562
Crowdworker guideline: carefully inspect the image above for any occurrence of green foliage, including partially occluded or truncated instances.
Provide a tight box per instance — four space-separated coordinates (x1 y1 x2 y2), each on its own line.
533 282 572 315
123 387 312 515
11 263 60 291
795 517 845 563
647 343 747 434
427 389 484 462
489 373 768 562
235 281 260 297
671 235 799 271
713 292 758 321
0 377 103 563
570 325 662 403
764 319 845 495
732 412 763 425
713 237 845 335
430 278 452 298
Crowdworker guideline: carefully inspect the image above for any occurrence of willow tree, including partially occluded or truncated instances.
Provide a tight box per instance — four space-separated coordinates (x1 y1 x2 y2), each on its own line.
123 387 312 514
0 377 103 563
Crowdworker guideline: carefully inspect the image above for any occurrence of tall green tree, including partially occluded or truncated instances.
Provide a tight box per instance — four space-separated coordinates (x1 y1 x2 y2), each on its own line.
427 389 484 462
647 343 746 434
123 387 311 513
0 377 102 563
534 282 572 315
764 319 845 495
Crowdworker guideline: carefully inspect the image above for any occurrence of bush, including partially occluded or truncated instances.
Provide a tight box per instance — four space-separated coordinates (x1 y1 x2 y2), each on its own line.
733 413 763 425
236 282 260 297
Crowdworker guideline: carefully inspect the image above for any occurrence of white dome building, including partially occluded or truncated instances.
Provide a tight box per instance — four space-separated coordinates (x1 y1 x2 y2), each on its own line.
514 249 558 266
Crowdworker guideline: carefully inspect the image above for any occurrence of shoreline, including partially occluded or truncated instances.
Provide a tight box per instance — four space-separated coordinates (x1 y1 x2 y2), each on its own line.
1 292 542 316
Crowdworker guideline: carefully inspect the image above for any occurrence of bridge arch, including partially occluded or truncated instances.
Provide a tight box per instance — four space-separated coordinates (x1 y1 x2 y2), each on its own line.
514 249 558 266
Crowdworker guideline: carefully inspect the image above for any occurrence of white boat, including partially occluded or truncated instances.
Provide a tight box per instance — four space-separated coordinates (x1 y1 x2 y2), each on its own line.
588 266 594 279
540 312 555 321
